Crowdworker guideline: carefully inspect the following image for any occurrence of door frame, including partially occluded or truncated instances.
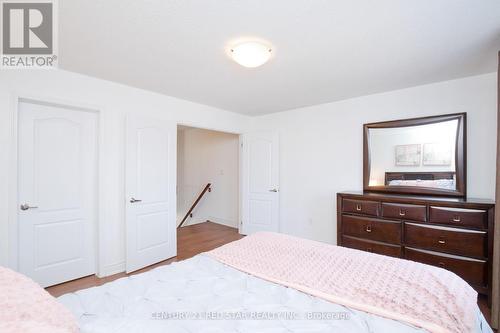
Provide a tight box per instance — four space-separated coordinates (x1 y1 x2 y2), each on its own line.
7 93 106 278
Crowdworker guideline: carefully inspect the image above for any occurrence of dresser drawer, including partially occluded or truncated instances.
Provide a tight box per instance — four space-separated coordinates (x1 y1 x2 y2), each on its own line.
381 203 427 221
343 236 402 258
342 215 401 244
404 223 487 258
342 199 379 216
429 206 487 229
405 248 486 286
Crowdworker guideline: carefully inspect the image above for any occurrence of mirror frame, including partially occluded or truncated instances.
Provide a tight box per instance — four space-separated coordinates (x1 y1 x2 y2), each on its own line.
363 113 466 197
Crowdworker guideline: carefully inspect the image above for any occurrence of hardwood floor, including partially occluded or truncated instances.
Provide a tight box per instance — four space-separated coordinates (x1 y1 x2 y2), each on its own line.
46 221 243 297
46 221 492 327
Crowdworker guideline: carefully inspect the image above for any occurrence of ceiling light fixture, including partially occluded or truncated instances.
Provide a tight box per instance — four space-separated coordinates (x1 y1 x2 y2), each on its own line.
230 42 272 68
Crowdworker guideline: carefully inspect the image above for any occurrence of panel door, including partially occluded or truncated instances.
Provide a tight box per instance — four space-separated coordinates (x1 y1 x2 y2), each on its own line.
125 116 176 273
18 101 97 287
241 131 279 234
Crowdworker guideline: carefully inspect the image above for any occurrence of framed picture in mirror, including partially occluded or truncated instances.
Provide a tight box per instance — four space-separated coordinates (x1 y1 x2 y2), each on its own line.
395 144 421 166
422 143 453 166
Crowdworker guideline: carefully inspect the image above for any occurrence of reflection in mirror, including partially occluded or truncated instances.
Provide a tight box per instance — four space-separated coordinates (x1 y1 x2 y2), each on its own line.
368 119 458 191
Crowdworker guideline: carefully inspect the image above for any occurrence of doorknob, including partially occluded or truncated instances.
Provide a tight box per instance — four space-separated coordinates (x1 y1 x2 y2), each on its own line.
20 203 38 211
269 189 279 192
130 198 142 203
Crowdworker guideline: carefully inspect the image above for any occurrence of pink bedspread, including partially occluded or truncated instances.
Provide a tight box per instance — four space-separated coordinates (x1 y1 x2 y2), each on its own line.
207 232 477 333
0 266 79 333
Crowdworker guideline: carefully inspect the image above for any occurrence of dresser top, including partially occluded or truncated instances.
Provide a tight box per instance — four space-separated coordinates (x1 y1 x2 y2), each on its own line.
338 191 495 206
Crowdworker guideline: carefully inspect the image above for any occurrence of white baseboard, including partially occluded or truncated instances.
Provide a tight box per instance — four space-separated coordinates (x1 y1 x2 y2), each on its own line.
99 261 125 278
179 216 207 227
179 216 238 229
206 216 238 229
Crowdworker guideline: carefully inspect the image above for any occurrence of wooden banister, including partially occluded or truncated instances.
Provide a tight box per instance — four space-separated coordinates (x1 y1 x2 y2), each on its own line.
178 183 211 228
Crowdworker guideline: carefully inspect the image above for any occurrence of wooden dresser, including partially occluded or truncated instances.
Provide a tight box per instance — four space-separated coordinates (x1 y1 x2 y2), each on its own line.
337 191 495 302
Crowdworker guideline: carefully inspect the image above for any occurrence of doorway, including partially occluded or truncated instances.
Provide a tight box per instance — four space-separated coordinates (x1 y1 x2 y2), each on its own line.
176 125 240 230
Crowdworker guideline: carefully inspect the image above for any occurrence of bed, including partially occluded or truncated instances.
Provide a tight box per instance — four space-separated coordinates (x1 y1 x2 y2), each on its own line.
57 232 493 333
385 172 456 190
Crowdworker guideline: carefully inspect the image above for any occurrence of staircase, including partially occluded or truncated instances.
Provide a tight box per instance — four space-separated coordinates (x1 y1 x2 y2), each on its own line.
177 183 211 228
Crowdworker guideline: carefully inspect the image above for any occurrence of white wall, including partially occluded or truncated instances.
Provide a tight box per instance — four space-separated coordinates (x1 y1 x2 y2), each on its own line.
251 73 497 245
0 69 251 275
177 127 239 228
1 70 496 275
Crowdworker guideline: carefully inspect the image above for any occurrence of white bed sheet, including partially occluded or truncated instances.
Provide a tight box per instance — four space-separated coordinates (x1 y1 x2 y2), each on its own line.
58 255 492 333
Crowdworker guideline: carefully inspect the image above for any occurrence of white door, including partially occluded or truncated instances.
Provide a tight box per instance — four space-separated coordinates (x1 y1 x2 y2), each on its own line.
125 116 176 273
241 131 280 235
18 101 97 287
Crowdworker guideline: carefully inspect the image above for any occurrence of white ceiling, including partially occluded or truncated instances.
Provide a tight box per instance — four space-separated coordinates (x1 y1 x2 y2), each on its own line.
59 0 500 115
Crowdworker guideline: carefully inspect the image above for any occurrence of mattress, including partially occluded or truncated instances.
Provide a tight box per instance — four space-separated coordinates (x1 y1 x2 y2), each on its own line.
58 255 492 333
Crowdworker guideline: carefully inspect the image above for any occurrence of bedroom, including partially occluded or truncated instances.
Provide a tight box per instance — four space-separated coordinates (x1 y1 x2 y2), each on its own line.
1 1 500 332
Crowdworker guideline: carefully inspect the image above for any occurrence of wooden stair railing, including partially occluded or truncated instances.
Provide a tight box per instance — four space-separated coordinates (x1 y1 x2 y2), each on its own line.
178 183 212 228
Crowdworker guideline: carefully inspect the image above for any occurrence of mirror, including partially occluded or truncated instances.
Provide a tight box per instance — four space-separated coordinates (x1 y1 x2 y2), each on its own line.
363 113 466 197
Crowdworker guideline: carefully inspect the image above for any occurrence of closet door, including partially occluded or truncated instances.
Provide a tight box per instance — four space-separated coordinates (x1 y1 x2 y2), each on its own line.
125 116 176 273
18 100 97 287
241 131 280 234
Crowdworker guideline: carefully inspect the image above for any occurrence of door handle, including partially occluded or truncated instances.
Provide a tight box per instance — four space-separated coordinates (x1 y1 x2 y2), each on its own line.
20 203 38 211
269 189 279 193
130 198 142 203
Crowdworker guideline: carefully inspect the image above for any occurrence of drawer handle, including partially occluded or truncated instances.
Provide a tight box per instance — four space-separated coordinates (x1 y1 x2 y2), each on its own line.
365 225 372 233
452 216 461 222
438 239 446 245
399 209 406 217
366 247 373 253
438 262 445 267
356 204 362 211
